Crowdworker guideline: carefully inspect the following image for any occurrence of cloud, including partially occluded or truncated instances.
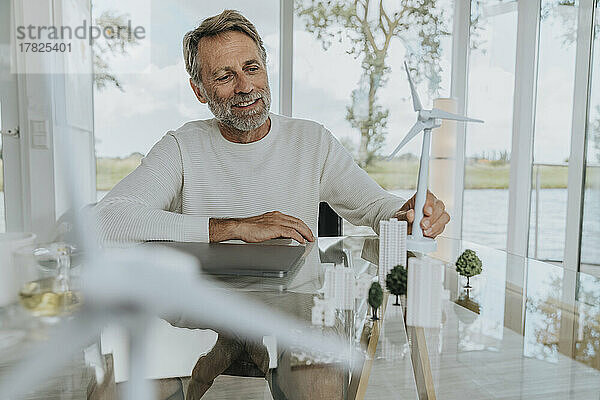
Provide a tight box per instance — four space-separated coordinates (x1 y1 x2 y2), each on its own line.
292 18 454 156
94 57 210 157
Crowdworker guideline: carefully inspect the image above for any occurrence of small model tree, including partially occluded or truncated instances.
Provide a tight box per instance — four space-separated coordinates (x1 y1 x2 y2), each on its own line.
368 282 384 321
455 249 482 288
385 265 407 306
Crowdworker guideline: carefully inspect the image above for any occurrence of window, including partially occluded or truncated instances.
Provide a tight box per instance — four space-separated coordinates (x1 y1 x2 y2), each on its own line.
463 0 518 250
527 0 579 262
92 1 280 201
0 135 4 233
580 0 600 271
293 0 454 234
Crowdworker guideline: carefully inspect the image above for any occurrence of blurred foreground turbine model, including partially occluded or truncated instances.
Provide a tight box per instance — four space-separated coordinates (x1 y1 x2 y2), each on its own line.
388 62 484 254
0 137 361 400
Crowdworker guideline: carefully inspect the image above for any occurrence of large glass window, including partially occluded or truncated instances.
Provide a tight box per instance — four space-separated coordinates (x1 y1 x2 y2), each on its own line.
463 0 518 250
528 0 579 263
0 135 4 233
293 0 454 235
580 0 600 272
92 0 280 201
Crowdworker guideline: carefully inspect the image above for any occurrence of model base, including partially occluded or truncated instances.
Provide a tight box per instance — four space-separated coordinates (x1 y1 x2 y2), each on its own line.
406 235 437 254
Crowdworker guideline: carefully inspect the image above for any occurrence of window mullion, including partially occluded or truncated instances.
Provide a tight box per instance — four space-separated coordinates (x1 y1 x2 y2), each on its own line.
279 0 293 116
564 0 596 271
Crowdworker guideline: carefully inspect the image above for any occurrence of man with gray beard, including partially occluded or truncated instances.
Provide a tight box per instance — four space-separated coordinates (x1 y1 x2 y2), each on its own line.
93 9 449 399
94 9 449 248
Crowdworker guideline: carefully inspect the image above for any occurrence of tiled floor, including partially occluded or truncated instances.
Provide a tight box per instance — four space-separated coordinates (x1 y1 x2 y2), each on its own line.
202 376 273 400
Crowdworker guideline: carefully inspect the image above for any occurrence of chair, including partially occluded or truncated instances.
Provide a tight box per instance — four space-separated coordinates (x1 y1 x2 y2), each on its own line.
318 202 343 237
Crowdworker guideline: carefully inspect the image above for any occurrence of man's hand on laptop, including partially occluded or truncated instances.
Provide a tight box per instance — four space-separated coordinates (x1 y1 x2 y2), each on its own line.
209 211 316 244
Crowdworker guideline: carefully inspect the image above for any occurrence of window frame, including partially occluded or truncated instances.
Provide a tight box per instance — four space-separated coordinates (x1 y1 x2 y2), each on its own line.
452 0 597 271
564 0 597 271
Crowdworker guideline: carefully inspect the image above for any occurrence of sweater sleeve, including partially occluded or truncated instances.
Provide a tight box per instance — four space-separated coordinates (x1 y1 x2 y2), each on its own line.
319 128 406 233
92 133 209 246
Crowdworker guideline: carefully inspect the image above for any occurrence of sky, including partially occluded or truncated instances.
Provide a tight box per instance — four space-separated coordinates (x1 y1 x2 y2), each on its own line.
92 0 599 165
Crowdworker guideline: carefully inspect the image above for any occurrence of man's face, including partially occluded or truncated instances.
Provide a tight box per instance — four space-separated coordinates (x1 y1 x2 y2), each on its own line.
193 31 271 131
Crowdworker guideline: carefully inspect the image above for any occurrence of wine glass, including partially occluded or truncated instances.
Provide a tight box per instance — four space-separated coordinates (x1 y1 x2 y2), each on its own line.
15 242 82 319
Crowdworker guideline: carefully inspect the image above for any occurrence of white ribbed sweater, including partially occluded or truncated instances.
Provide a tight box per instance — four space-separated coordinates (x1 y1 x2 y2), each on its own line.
93 113 405 245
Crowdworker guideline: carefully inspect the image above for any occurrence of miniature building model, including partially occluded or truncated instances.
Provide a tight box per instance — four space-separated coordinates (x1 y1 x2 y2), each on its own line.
323 264 355 310
405 256 444 328
379 218 407 287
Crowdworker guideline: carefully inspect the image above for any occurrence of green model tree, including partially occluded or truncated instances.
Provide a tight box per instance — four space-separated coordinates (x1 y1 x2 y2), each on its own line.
455 249 482 288
368 281 383 320
385 265 407 306
295 0 449 167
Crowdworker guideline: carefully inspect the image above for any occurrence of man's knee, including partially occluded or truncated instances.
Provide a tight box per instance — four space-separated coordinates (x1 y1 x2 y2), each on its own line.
190 334 243 384
244 339 271 376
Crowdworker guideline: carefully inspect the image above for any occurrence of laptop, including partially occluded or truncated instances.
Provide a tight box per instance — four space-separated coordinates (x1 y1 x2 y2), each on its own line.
144 241 310 278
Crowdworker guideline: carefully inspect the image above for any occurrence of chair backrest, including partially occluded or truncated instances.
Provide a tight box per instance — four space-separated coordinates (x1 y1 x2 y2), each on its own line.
318 202 342 237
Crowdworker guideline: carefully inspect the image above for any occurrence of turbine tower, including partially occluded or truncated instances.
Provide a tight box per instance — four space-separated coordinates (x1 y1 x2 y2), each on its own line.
388 62 483 254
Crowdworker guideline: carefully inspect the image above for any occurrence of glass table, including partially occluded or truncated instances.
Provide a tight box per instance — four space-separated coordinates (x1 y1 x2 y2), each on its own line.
166 235 600 399
357 236 600 400
4 235 600 399
171 237 380 400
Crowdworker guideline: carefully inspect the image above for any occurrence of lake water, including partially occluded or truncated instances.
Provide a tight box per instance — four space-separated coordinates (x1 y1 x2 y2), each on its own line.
1 189 598 265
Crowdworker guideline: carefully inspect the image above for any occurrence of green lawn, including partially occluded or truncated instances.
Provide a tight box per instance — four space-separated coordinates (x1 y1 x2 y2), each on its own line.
96 154 142 191
365 159 579 190
464 163 511 189
3 156 596 192
364 159 420 190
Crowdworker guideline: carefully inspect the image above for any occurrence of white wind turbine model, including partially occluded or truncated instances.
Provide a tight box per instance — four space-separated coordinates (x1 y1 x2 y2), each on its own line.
389 62 483 254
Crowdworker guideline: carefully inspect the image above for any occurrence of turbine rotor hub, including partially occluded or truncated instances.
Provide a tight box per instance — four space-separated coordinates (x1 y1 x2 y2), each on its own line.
418 109 431 121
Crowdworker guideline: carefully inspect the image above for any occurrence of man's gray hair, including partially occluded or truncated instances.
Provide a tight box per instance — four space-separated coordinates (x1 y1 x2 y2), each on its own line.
183 10 268 89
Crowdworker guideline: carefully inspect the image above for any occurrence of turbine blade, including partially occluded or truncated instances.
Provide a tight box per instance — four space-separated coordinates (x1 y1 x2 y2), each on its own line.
57 132 102 262
124 318 156 400
430 108 484 123
387 121 426 160
404 61 423 112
